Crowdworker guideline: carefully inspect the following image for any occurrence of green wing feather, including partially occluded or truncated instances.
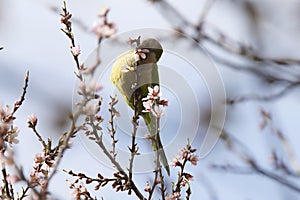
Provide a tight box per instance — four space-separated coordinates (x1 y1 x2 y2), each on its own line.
110 49 136 107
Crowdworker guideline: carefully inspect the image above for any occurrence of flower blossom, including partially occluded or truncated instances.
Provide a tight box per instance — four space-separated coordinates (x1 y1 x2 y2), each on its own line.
79 64 97 75
91 20 116 39
27 114 38 128
146 85 161 100
170 155 181 167
0 104 12 135
83 102 100 116
0 104 19 145
68 181 89 199
171 144 199 167
134 48 149 61
71 45 81 56
34 153 45 164
166 192 180 200
6 126 19 145
189 154 199 166
142 100 152 113
144 182 151 192
78 79 103 95
180 147 189 159
121 65 135 73
142 85 168 117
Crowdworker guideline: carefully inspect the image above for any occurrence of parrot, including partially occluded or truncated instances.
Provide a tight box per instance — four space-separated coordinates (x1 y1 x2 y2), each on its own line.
110 38 170 175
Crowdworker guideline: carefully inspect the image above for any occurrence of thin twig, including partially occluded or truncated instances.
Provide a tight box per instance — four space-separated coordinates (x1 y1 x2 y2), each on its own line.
128 93 139 195
218 130 300 193
60 1 83 79
64 169 118 186
87 109 144 199
13 164 39 197
1 166 12 199
93 130 145 199
175 159 188 193
41 1 90 196
18 185 30 200
148 112 165 200
108 96 118 159
197 0 217 28
148 0 300 66
127 56 142 196
156 116 165 200
260 109 300 176
212 163 300 193
253 164 300 193
227 81 300 104
41 110 81 199
12 71 29 116
31 126 47 149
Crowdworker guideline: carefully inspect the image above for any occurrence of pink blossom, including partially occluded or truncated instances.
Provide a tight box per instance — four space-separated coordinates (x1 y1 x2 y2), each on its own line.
142 85 161 102
71 45 81 56
34 153 45 164
144 133 153 140
79 64 97 75
134 48 150 61
0 150 14 166
144 182 151 192
171 156 181 167
0 104 11 119
121 65 135 73
148 85 161 99
88 82 103 93
180 147 189 159
6 125 19 145
78 80 103 95
78 81 86 93
70 182 88 198
141 85 167 117
0 121 10 135
189 155 199 166
30 171 42 185
28 114 38 128
166 192 181 200
83 103 100 116
91 20 116 38
142 100 152 113
152 104 164 118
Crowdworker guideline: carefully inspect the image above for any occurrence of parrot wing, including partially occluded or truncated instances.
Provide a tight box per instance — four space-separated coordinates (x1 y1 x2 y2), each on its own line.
110 49 136 107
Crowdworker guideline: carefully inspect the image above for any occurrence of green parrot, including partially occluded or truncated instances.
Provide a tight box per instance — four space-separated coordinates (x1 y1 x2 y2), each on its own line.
110 38 170 175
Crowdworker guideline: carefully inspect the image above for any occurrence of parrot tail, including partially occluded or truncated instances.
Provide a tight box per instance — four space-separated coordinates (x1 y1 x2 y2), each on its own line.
143 112 170 176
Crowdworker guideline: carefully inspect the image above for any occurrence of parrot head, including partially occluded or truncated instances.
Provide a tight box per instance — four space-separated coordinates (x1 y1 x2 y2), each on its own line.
137 38 163 63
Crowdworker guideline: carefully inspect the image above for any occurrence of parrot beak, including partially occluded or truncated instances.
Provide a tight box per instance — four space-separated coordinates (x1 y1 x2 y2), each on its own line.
138 38 163 62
